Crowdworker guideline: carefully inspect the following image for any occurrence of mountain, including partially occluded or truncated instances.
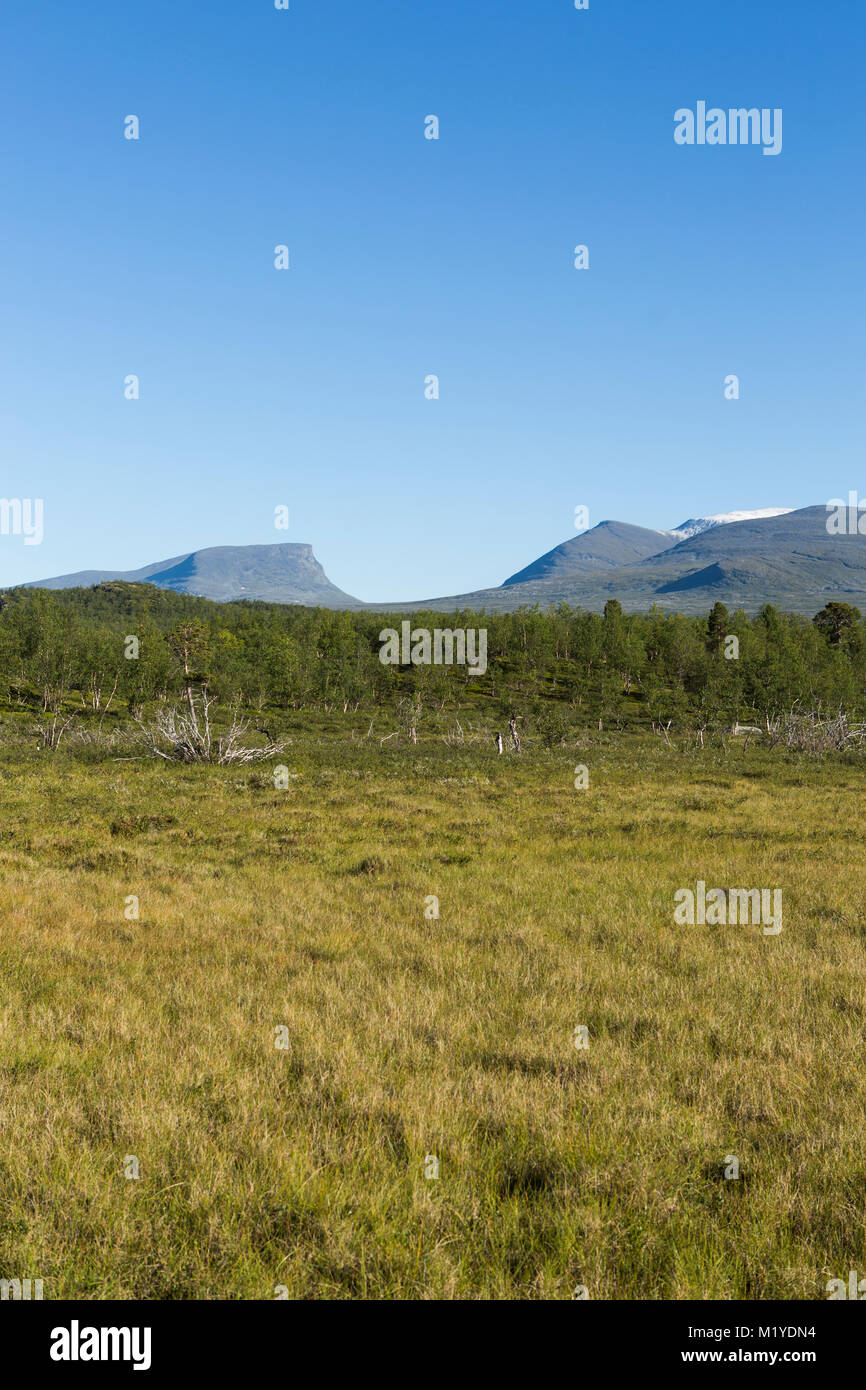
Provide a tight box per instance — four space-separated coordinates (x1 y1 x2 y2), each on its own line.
502 520 672 586
373 507 866 616
501 510 793 588
29 544 360 608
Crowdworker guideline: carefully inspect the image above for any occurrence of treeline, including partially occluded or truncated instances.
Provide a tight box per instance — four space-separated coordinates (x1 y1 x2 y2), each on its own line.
0 581 864 732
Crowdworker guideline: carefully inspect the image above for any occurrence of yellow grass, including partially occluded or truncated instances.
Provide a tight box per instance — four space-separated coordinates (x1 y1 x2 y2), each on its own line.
0 737 863 1299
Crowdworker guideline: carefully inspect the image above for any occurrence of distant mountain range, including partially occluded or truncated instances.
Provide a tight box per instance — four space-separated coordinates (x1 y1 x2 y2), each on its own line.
25 506 866 616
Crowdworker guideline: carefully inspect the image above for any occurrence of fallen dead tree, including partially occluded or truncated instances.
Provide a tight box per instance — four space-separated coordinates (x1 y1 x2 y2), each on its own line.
135 688 288 764
764 707 866 753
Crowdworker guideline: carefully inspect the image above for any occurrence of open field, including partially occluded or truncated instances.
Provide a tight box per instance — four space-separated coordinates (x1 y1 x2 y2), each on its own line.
1 731 864 1300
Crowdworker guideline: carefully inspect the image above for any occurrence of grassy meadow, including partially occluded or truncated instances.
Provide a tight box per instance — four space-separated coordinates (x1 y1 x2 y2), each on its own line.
0 726 864 1300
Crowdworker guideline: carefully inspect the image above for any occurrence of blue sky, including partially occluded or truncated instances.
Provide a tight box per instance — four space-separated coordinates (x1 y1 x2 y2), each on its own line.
1 0 863 600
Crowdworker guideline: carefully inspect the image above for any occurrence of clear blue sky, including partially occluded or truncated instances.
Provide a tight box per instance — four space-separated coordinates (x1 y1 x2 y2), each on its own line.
1 0 863 600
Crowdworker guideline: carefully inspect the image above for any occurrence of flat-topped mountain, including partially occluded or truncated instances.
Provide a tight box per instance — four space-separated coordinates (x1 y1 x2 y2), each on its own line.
29 543 360 608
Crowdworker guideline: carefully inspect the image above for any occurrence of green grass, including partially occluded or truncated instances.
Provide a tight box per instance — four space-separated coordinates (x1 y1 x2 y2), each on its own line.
0 731 864 1299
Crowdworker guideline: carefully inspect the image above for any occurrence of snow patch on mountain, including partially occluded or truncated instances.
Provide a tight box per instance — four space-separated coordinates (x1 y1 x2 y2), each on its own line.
667 509 793 541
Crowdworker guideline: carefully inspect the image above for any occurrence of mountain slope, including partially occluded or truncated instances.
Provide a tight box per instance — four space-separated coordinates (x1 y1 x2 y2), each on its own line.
29 556 192 589
29 544 360 608
502 520 673 586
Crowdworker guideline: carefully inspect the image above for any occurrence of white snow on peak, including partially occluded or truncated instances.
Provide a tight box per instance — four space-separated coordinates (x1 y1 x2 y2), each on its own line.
666 508 793 541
